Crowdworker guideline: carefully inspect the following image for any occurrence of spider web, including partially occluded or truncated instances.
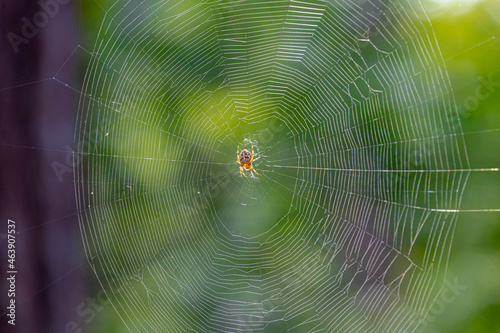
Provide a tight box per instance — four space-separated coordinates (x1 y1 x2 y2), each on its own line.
75 0 470 331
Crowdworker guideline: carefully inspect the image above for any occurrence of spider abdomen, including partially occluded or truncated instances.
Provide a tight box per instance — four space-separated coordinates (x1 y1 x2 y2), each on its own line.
239 149 251 165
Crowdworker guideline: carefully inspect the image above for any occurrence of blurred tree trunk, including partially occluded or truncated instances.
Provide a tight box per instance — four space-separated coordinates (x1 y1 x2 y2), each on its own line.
1 1 82 332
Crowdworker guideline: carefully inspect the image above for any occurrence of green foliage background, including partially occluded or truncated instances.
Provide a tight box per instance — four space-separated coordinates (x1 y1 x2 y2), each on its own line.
77 0 500 332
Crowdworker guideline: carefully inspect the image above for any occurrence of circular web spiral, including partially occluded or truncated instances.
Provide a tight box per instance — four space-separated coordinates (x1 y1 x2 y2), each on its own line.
75 0 469 332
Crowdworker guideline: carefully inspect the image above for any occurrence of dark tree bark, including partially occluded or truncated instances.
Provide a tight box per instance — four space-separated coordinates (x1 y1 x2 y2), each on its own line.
1 1 83 332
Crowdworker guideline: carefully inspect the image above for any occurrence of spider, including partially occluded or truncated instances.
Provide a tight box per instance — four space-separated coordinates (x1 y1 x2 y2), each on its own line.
237 142 260 178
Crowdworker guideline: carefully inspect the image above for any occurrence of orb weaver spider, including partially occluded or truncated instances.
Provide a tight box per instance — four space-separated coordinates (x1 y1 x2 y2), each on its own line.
237 142 260 178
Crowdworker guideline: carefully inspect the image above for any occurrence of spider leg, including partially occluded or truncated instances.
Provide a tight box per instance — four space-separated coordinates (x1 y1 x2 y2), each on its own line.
249 141 260 163
250 141 255 159
251 166 259 176
240 166 247 178
236 146 240 163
